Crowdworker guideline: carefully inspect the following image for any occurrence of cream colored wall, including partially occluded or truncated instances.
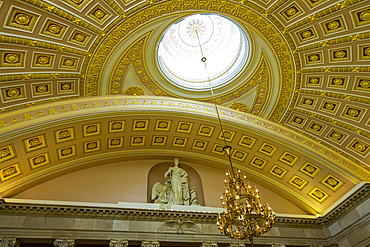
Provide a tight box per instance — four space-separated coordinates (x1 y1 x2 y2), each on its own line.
14 159 307 214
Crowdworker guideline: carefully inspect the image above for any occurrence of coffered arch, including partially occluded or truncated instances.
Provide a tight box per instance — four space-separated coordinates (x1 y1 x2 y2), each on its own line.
0 0 369 223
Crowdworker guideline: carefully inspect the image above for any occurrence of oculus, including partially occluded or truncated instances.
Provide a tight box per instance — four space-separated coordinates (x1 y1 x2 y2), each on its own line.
156 14 250 91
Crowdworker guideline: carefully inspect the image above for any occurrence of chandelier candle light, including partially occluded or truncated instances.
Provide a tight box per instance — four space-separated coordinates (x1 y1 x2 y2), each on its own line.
193 19 276 245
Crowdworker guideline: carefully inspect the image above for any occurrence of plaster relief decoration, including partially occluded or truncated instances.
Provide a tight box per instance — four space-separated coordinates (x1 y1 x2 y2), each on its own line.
0 237 17 247
53 239 75 247
152 158 198 205
157 217 201 233
109 240 128 247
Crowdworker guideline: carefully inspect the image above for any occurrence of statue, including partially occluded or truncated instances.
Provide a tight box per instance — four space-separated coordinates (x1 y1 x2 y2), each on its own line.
152 158 198 205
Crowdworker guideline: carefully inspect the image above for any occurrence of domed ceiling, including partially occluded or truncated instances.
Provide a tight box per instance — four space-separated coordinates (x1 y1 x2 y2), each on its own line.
0 0 369 216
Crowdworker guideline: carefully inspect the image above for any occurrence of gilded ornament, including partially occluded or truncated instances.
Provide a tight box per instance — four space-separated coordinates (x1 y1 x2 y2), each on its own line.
48 24 61 34
94 9 105 19
347 109 359 116
124 86 145 96
230 102 249 113
359 10 370 21
8 88 20 97
359 80 369 88
5 54 19 64
310 55 319 61
14 13 30 25
37 56 49 64
310 78 318 84
302 31 312 38
333 78 343 85
74 33 86 42
335 51 345 58
286 8 297 16
328 21 339 30
365 47 370 56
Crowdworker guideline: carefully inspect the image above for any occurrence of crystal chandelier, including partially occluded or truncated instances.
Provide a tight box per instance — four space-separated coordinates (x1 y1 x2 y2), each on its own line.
193 24 276 245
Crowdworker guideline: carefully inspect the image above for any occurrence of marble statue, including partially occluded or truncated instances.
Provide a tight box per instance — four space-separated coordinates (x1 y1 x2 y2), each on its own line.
152 158 197 205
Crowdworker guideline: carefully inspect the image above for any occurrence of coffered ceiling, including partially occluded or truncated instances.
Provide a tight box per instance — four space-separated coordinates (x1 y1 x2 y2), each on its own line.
0 0 369 215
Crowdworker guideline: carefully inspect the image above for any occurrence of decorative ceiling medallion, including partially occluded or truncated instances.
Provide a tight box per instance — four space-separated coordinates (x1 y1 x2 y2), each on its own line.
218 130 235 142
1 85 26 102
288 175 308 190
152 136 167 146
299 162 320 178
347 139 370 157
6 7 39 32
308 187 329 203
290 115 307 127
280 3 303 21
57 145 76 160
108 137 124 149
212 144 225 155
58 81 75 94
358 44 370 60
327 76 348 89
87 4 111 24
198 124 215 137
258 143 277 156
305 76 323 87
172 137 188 148
83 123 101 137
326 129 348 144
109 121 125 133
40 19 68 39
307 121 326 135
124 86 145 96
269 165 287 179
156 14 251 91
353 77 370 92
300 97 317 108
55 127 75 143
130 136 145 146
304 0 327 8
321 17 346 35
23 135 47 153
0 144 16 164
279 151 299 166
155 120 171 131
176 122 193 133
28 153 50 169
132 120 149 131
0 51 25 67
60 56 79 69
321 174 344 192
192 140 208 151
238 135 256 148
319 100 340 114
341 105 366 122
231 149 247 162
329 47 350 62
229 102 249 113
32 83 52 97
84 140 101 153
0 163 21 182
61 0 92 11
250 156 267 170
296 27 317 42
351 7 370 27
32 53 55 68
68 30 90 46
305 52 323 64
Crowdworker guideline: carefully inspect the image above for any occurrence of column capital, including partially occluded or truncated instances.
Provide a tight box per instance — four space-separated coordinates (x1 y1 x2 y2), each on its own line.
230 244 245 247
53 239 75 247
0 237 17 247
141 241 160 247
201 243 218 247
109 240 128 247
271 245 286 247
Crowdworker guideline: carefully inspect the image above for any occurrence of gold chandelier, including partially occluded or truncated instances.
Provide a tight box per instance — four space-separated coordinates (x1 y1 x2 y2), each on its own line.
194 26 276 245
216 147 276 245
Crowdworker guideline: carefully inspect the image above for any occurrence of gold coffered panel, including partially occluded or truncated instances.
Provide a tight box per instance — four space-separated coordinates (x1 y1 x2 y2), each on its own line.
40 19 68 39
0 163 21 182
5 7 39 32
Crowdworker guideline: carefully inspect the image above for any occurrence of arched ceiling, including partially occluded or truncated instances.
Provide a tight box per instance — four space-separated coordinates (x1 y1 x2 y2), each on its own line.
0 0 369 215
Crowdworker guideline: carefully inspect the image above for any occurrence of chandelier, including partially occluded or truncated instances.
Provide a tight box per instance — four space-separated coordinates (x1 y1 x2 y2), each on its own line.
193 24 276 245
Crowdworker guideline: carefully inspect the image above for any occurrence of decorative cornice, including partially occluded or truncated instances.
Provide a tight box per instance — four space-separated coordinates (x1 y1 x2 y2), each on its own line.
1 183 368 227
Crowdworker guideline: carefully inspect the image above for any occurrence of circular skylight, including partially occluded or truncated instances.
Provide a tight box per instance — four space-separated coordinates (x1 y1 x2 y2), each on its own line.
156 14 250 91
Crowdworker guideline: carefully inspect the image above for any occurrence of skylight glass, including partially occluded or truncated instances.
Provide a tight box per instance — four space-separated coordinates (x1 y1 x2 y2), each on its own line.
157 14 250 91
